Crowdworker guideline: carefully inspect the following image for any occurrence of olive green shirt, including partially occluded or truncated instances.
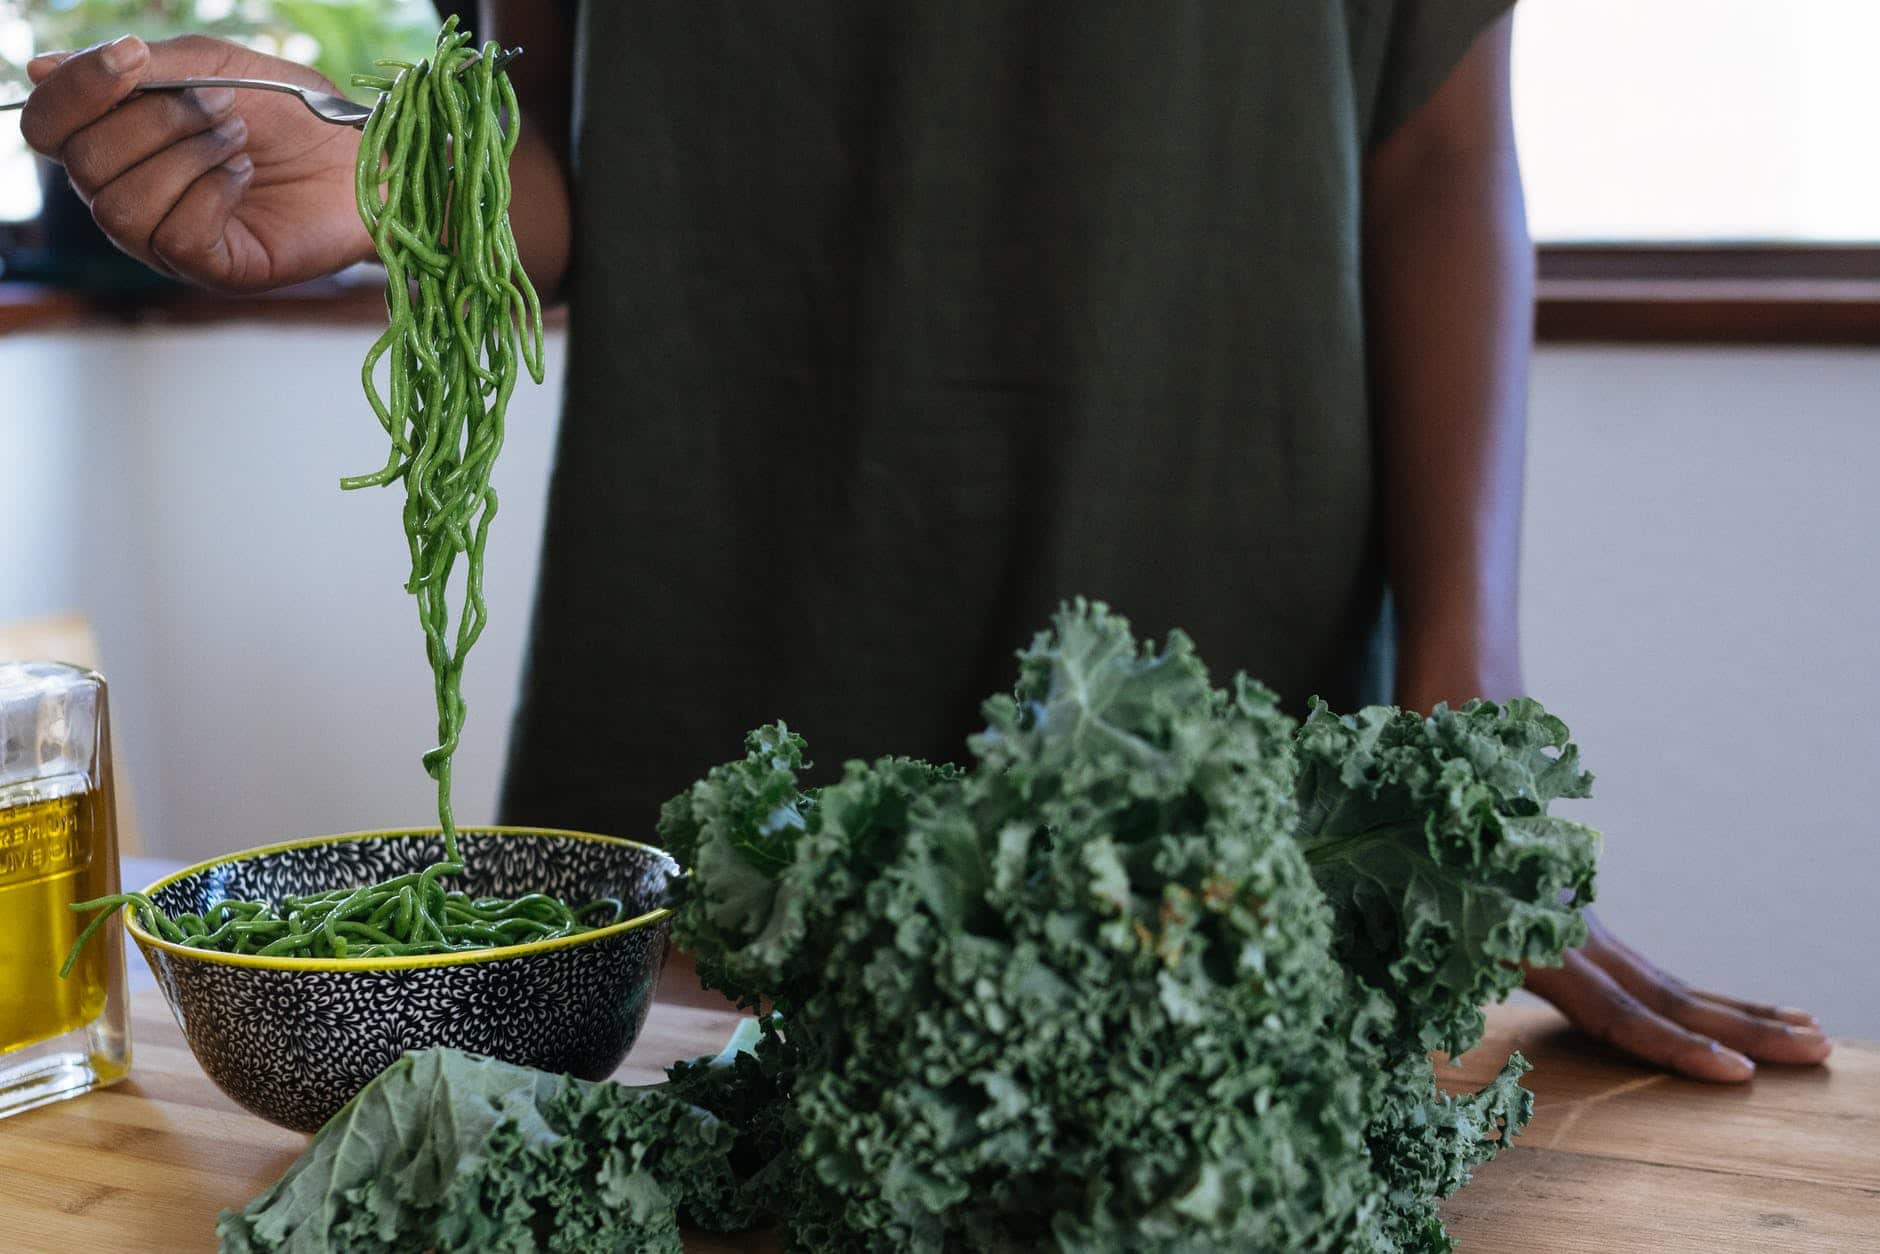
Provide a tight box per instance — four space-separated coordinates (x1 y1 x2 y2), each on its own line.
500 1 1516 832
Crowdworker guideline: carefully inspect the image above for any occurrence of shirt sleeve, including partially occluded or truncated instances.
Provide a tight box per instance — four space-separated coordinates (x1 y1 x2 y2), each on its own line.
1368 0 1518 147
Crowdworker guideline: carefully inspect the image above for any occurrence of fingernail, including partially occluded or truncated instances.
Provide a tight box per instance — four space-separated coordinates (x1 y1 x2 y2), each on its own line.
213 114 248 146
224 154 254 178
100 35 148 75
194 87 239 116
1713 1043 1755 1077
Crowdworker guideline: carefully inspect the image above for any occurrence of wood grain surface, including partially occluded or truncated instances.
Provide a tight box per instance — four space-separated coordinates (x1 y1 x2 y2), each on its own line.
1 966 1874 1253
1439 1009 1880 1252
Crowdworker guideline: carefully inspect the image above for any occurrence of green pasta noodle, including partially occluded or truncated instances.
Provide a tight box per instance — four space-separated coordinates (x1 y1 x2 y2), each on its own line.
62 20 610 969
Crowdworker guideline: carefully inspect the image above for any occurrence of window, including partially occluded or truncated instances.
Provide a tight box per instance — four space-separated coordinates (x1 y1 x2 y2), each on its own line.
1513 0 1880 244
0 13 33 221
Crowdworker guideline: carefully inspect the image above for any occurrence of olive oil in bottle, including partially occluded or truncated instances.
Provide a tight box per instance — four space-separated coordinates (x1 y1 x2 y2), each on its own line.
0 662 129 1118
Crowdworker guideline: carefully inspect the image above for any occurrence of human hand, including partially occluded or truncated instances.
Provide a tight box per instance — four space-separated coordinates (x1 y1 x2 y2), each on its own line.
1523 911 1831 1082
20 34 373 291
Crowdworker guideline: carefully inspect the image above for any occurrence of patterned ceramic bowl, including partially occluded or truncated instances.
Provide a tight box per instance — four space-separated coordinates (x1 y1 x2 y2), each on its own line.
126 827 676 1133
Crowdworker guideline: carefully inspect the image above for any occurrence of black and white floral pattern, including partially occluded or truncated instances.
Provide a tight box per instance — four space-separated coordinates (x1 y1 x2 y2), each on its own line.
136 829 675 1132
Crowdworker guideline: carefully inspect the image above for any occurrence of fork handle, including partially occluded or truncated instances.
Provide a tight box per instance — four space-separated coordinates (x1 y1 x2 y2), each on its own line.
0 77 299 111
137 77 308 96
2 49 520 112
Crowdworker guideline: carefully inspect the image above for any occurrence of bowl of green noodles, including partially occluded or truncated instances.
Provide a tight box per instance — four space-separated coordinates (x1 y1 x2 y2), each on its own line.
116 827 675 1132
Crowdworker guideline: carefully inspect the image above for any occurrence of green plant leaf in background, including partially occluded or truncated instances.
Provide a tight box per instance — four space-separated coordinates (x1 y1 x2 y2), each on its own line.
0 0 439 100
265 0 435 98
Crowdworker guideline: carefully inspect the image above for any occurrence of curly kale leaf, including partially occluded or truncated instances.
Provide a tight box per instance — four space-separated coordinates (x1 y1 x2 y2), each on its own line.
658 722 958 1008
661 1014 825 1233
655 722 816 1001
1365 1051 1535 1253
1293 698 1601 1056
216 1046 750 1254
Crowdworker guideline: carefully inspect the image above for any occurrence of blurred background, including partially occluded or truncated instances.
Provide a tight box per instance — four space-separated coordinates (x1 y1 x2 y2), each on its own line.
1 1 1876 1035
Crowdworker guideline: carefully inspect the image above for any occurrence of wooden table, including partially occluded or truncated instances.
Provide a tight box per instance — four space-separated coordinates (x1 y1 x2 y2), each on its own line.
3 976 1875 1253
1439 1011 1880 1252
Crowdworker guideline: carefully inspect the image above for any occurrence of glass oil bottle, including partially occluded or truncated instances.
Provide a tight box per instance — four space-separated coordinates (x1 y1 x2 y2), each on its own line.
0 661 129 1118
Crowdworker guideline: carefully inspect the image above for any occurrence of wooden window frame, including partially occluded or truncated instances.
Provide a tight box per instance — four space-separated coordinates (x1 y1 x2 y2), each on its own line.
8 230 1878 344
1537 244 1880 346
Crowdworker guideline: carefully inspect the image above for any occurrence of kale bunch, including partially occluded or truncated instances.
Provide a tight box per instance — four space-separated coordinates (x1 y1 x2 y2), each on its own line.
656 600 1600 1250
220 601 1600 1253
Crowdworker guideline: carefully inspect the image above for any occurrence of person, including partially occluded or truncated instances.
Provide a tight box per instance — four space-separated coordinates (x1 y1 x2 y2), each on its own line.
17 3 1830 1081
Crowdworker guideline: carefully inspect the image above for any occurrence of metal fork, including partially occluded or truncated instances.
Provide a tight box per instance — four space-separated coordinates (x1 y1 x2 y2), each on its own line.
1 47 521 129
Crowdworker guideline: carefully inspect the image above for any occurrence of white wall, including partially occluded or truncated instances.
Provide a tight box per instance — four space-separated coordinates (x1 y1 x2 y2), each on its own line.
1 324 567 869
2 329 1875 1036
1521 346 1880 1039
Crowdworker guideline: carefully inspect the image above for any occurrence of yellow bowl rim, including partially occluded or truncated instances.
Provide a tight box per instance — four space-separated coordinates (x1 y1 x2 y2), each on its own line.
123 825 675 973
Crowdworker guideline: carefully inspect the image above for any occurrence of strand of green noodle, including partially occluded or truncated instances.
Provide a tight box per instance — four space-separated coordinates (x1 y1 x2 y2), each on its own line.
57 21 592 972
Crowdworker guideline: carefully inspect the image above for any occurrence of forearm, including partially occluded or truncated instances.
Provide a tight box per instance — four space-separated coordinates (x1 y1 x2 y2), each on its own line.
484 0 574 303
1363 17 1531 711
507 128 572 303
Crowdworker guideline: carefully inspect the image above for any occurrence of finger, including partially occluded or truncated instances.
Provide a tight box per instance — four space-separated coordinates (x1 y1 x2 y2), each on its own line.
1526 948 1756 1083
150 155 255 284
18 36 149 157
91 115 249 261
1582 936 1831 1064
26 52 74 83
1689 989 1819 1029
1665 992 1832 1065
1587 925 1826 1032
59 86 240 201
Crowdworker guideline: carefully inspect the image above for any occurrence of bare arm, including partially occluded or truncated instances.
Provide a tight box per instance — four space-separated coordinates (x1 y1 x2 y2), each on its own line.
1363 13 1530 715
1361 16 1829 1081
482 1 573 302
